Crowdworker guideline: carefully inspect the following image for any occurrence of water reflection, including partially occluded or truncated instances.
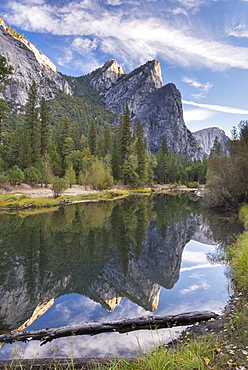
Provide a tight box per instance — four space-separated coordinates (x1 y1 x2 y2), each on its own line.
0 194 241 340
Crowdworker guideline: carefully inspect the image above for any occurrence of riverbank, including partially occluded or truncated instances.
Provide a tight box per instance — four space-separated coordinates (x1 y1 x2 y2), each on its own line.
0 183 199 211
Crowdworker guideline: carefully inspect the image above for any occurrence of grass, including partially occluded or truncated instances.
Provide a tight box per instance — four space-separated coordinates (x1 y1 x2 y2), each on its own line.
0 188 152 213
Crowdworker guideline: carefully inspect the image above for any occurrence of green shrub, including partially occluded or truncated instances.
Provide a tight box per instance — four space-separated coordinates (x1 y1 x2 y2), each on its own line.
0 172 9 186
188 181 199 188
51 177 68 197
24 166 42 185
8 165 24 185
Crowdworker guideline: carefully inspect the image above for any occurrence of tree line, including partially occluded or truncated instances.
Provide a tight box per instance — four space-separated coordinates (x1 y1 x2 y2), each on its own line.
0 55 209 191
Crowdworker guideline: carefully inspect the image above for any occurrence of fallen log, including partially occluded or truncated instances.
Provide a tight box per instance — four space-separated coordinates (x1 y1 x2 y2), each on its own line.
0 311 218 346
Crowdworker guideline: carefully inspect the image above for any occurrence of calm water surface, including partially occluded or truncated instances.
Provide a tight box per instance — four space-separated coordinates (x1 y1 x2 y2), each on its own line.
0 194 243 359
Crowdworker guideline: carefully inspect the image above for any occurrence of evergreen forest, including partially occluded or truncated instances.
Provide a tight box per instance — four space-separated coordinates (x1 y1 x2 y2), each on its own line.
1 54 247 202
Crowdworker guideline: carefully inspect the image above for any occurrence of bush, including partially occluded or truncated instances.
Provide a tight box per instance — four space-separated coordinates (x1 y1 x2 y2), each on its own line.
8 165 24 185
24 166 42 185
188 181 199 188
51 177 68 197
0 172 9 186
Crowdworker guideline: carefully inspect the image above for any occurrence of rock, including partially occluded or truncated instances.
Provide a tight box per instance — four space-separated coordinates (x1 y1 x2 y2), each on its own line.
193 127 229 156
88 59 200 157
0 18 72 107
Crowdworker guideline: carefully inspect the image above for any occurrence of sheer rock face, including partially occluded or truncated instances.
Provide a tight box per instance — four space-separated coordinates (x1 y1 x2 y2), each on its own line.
137 83 198 155
0 258 71 331
0 21 71 106
193 127 229 156
88 59 200 156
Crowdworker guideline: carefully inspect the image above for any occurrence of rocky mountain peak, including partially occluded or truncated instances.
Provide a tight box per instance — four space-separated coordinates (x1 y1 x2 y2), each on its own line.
87 59 199 157
0 17 72 106
88 59 125 91
193 127 229 155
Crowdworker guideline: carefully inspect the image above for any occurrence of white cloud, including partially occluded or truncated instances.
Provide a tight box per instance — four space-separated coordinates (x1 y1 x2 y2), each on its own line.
183 77 212 91
184 108 215 122
4 0 248 72
183 77 213 99
72 37 98 53
182 250 207 264
183 100 248 114
57 49 73 67
180 280 210 294
180 263 221 272
228 24 248 38
104 0 123 5
176 0 206 8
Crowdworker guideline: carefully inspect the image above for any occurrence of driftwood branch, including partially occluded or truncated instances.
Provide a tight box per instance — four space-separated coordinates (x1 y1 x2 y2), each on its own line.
0 311 218 346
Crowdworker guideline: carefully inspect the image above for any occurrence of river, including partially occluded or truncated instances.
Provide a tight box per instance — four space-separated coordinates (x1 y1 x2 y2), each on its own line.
0 194 243 360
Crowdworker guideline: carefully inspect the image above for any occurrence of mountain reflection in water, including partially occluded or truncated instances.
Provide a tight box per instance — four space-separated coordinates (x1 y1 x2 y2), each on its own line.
0 194 242 358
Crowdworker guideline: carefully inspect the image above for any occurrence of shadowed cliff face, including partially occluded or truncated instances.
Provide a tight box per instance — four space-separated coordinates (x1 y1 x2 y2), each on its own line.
0 195 223 332
88 59 200 156
0 20 71 106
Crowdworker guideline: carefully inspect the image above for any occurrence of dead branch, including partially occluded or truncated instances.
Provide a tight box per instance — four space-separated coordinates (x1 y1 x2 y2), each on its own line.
0 311 218 346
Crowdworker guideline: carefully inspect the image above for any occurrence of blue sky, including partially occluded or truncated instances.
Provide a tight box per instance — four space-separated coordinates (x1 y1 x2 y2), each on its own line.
1 0 248 135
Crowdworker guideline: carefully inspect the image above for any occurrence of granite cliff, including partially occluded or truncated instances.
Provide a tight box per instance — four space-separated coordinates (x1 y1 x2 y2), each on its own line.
193 127 229 156
88 59 200 157
0 17 225 156
0 18 71 106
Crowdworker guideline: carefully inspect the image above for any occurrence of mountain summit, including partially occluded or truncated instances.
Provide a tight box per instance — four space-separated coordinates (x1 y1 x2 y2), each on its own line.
0 17 222 157
0 17 71 106
88 59 199 157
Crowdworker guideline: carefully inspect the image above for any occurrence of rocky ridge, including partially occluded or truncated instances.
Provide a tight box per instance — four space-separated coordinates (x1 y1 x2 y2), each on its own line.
193 127 229 155
0 18 71 106
88 59 200 157
0 17 226 156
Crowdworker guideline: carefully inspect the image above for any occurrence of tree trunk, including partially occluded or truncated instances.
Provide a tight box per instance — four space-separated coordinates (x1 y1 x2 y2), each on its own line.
0 311 218 346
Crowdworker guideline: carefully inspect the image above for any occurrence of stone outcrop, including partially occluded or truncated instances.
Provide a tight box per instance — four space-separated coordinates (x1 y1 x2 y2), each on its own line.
193 127 229 156
88 59 200 157
0 18 71 106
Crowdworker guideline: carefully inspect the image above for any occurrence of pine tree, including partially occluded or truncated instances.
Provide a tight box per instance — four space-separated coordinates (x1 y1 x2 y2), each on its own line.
0 56 13 166
156 149 168 183
103 124 112 156
22 80 40 166
161 136 168 155
111 146 121 181
0 99 9 145
119 103 132 164
65 164 76 188
40 97 50 157
89 119 97 155
134 119 143 140
156 136 169 183
0 55 13 88
50 142 62 176
135 120 147 184
19 131 32 169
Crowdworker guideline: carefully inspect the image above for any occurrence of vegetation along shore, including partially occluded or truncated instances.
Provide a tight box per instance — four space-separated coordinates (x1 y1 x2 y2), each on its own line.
0 33 248 368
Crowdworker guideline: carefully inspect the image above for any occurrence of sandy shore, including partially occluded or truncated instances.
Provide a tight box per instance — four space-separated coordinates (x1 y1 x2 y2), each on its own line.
1 184 101 198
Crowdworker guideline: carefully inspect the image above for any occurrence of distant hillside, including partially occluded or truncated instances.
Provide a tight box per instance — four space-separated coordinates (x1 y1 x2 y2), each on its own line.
193 127 229 156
